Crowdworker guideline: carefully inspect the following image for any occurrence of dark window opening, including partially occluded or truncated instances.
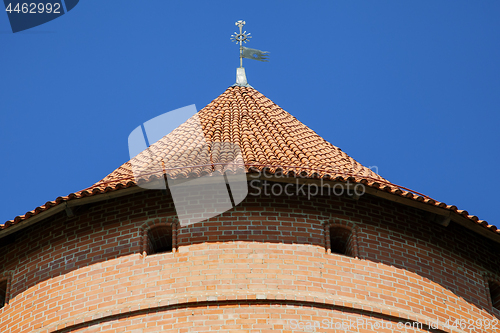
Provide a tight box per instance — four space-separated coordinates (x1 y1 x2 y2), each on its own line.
148 225 173 255
489 280 500 311
329 226 353 256
0 280 7 308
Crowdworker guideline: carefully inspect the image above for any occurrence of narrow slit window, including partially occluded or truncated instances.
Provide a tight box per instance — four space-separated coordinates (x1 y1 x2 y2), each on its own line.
0 279 7 309
489 280 500 311
147 225 173 255
329 226 353 256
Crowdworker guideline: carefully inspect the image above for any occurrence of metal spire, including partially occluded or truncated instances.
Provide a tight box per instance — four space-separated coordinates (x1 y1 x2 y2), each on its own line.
231 21 268 87
231 20 251 68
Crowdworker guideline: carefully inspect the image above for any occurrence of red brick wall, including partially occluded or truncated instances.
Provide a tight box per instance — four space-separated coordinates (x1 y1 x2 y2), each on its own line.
0 184 499 332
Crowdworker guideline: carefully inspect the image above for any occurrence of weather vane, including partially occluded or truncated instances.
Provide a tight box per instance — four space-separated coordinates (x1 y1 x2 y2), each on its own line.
231 20 269 68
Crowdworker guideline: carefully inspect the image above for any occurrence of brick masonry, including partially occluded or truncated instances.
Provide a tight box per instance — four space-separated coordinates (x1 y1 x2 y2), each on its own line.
0 182 499 332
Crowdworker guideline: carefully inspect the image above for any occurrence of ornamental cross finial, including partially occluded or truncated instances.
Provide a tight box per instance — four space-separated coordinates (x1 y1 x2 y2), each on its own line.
231 20 252 67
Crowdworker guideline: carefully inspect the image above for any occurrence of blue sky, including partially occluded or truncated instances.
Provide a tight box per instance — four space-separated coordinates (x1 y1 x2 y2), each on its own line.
1 1 499 227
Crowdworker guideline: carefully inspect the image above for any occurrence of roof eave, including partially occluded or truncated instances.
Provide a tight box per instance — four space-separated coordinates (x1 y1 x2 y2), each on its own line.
1 175 499 244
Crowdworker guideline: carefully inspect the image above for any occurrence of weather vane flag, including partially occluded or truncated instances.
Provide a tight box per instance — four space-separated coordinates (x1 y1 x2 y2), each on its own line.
231 20 269 86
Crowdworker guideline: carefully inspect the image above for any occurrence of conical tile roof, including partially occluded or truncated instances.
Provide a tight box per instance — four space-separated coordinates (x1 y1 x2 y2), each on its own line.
2 85 498 239
93 85 386 189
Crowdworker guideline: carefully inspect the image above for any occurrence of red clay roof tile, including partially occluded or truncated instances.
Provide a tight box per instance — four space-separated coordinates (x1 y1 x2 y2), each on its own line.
1 86 498 238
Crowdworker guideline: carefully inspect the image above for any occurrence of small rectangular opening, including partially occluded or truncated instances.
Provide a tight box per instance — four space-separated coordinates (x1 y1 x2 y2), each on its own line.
329 225 353 257
148 225 173 255
0 279 7 308
489 280 500 311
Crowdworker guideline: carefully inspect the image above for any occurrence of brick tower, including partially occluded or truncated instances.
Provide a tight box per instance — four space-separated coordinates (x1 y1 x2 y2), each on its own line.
1 84 499 333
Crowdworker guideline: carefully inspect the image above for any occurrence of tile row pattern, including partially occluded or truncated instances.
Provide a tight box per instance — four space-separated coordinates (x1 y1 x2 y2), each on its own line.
1 86 497 236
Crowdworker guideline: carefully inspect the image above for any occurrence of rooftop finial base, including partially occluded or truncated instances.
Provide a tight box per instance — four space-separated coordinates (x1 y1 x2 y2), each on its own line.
234 67 252 87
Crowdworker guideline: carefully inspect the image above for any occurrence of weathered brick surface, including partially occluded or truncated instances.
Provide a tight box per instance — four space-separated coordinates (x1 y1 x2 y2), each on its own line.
0 184 499 332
